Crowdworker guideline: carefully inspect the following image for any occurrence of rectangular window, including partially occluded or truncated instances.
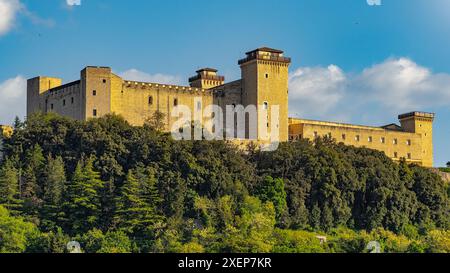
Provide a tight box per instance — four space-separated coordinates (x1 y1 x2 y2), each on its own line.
174 98 178 106
393 138 398 145
93 90 97 96
407 153 412 159
93 109 97 117
197 101 202 110
314 131 318 138
381 137 386 144
342 134 346 140
148 96 153 105
63 99 66 106
51 103 54 110
407 140 412 146
355 135 360 142
368 136 373 142
71 97 74 104
394 152 398 158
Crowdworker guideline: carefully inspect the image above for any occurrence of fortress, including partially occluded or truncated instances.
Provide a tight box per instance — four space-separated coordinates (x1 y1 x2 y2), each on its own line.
26 47 435 167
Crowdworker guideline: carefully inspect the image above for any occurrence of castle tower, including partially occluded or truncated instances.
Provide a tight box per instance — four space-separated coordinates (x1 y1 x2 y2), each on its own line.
80 66 113 120
27 76 62 115
239 47 291 142
189 68 225 89
399 112 435 167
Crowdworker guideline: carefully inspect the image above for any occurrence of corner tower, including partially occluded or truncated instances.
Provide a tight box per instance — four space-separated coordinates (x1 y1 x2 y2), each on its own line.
239 47 291 142
27 76 62 115
189 68 225 89
399 112 435 167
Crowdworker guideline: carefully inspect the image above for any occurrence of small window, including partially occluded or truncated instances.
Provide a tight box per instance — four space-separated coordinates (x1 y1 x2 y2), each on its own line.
103 79 106 83
71 97 74 104
148 96 153 105
407 153 412 159
407 140 411 146
327 132 332 138
93 109 97 117
93 90 97 96
51 103 54 110
394 152 398 158
265 73 269 79
197 101 202 110
368 136 373 142
174 98 178 106
263 102 269 110
314 131 318 138
355 135 360 142
342 134 346 140
381 137 386 144
63 99 66 106
393 138 398 145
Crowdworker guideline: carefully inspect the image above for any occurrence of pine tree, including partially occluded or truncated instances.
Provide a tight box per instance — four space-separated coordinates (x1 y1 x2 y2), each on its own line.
64 157 104 234
310 203 321 229
21 145 45 218
41 155 67 230
114 167 162 236
0 158 22 214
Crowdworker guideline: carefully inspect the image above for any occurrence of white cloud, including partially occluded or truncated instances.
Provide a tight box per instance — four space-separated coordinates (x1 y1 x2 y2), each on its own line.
119 69 182 85
0 0 22 36
289 65 346 118
66 0 81 6
0 75 26 124
289 58 450 123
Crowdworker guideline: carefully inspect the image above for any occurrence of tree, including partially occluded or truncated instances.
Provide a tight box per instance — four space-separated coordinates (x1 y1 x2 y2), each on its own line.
0 158 21 214
21 145 45 219
145 111 166 132
0 205 37 253
114 167 162 236
41 155 67 230
446 162 450 168
64 157 104 234
256 176 287 222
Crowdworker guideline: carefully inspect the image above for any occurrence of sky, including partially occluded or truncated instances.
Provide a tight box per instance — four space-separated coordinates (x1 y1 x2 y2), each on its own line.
0 0 449 166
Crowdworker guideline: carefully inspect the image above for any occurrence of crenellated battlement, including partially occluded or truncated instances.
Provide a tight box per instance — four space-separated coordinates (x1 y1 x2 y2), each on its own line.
122 80 218 95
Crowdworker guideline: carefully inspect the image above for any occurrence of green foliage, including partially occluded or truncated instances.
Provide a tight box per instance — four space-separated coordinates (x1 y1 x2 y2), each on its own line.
257 176 287 223
77 229 133 253
0 158 21 214
64 157 104 234
0 205 37 253
0 114 449 253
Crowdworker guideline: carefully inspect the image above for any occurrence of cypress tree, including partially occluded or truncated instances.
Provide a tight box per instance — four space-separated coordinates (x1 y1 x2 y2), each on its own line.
64 157 104 234
41 155 67 230
0 158 22 214
115 167 162 236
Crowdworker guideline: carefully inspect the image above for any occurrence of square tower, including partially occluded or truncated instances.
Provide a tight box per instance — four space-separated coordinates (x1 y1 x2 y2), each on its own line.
399 112 435 167
239 47 291 142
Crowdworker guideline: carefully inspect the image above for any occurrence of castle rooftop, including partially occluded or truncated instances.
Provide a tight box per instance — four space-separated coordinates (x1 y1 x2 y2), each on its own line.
398 111 435 120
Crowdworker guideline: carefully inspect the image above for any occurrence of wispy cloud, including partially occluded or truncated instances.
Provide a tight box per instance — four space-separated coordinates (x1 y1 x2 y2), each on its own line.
289 57 450 124
0 75 26 124
66 0 81 7
0 0 22 36
0 0 54 37
119 69 182 85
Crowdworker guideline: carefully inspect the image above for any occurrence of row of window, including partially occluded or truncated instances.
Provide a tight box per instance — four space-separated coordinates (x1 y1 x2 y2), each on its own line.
394 152 413 160
313 132 412 146
50 97 75 110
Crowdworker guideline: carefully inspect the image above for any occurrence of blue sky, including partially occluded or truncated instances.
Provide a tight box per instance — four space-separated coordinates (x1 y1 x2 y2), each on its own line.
0 0 449 166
